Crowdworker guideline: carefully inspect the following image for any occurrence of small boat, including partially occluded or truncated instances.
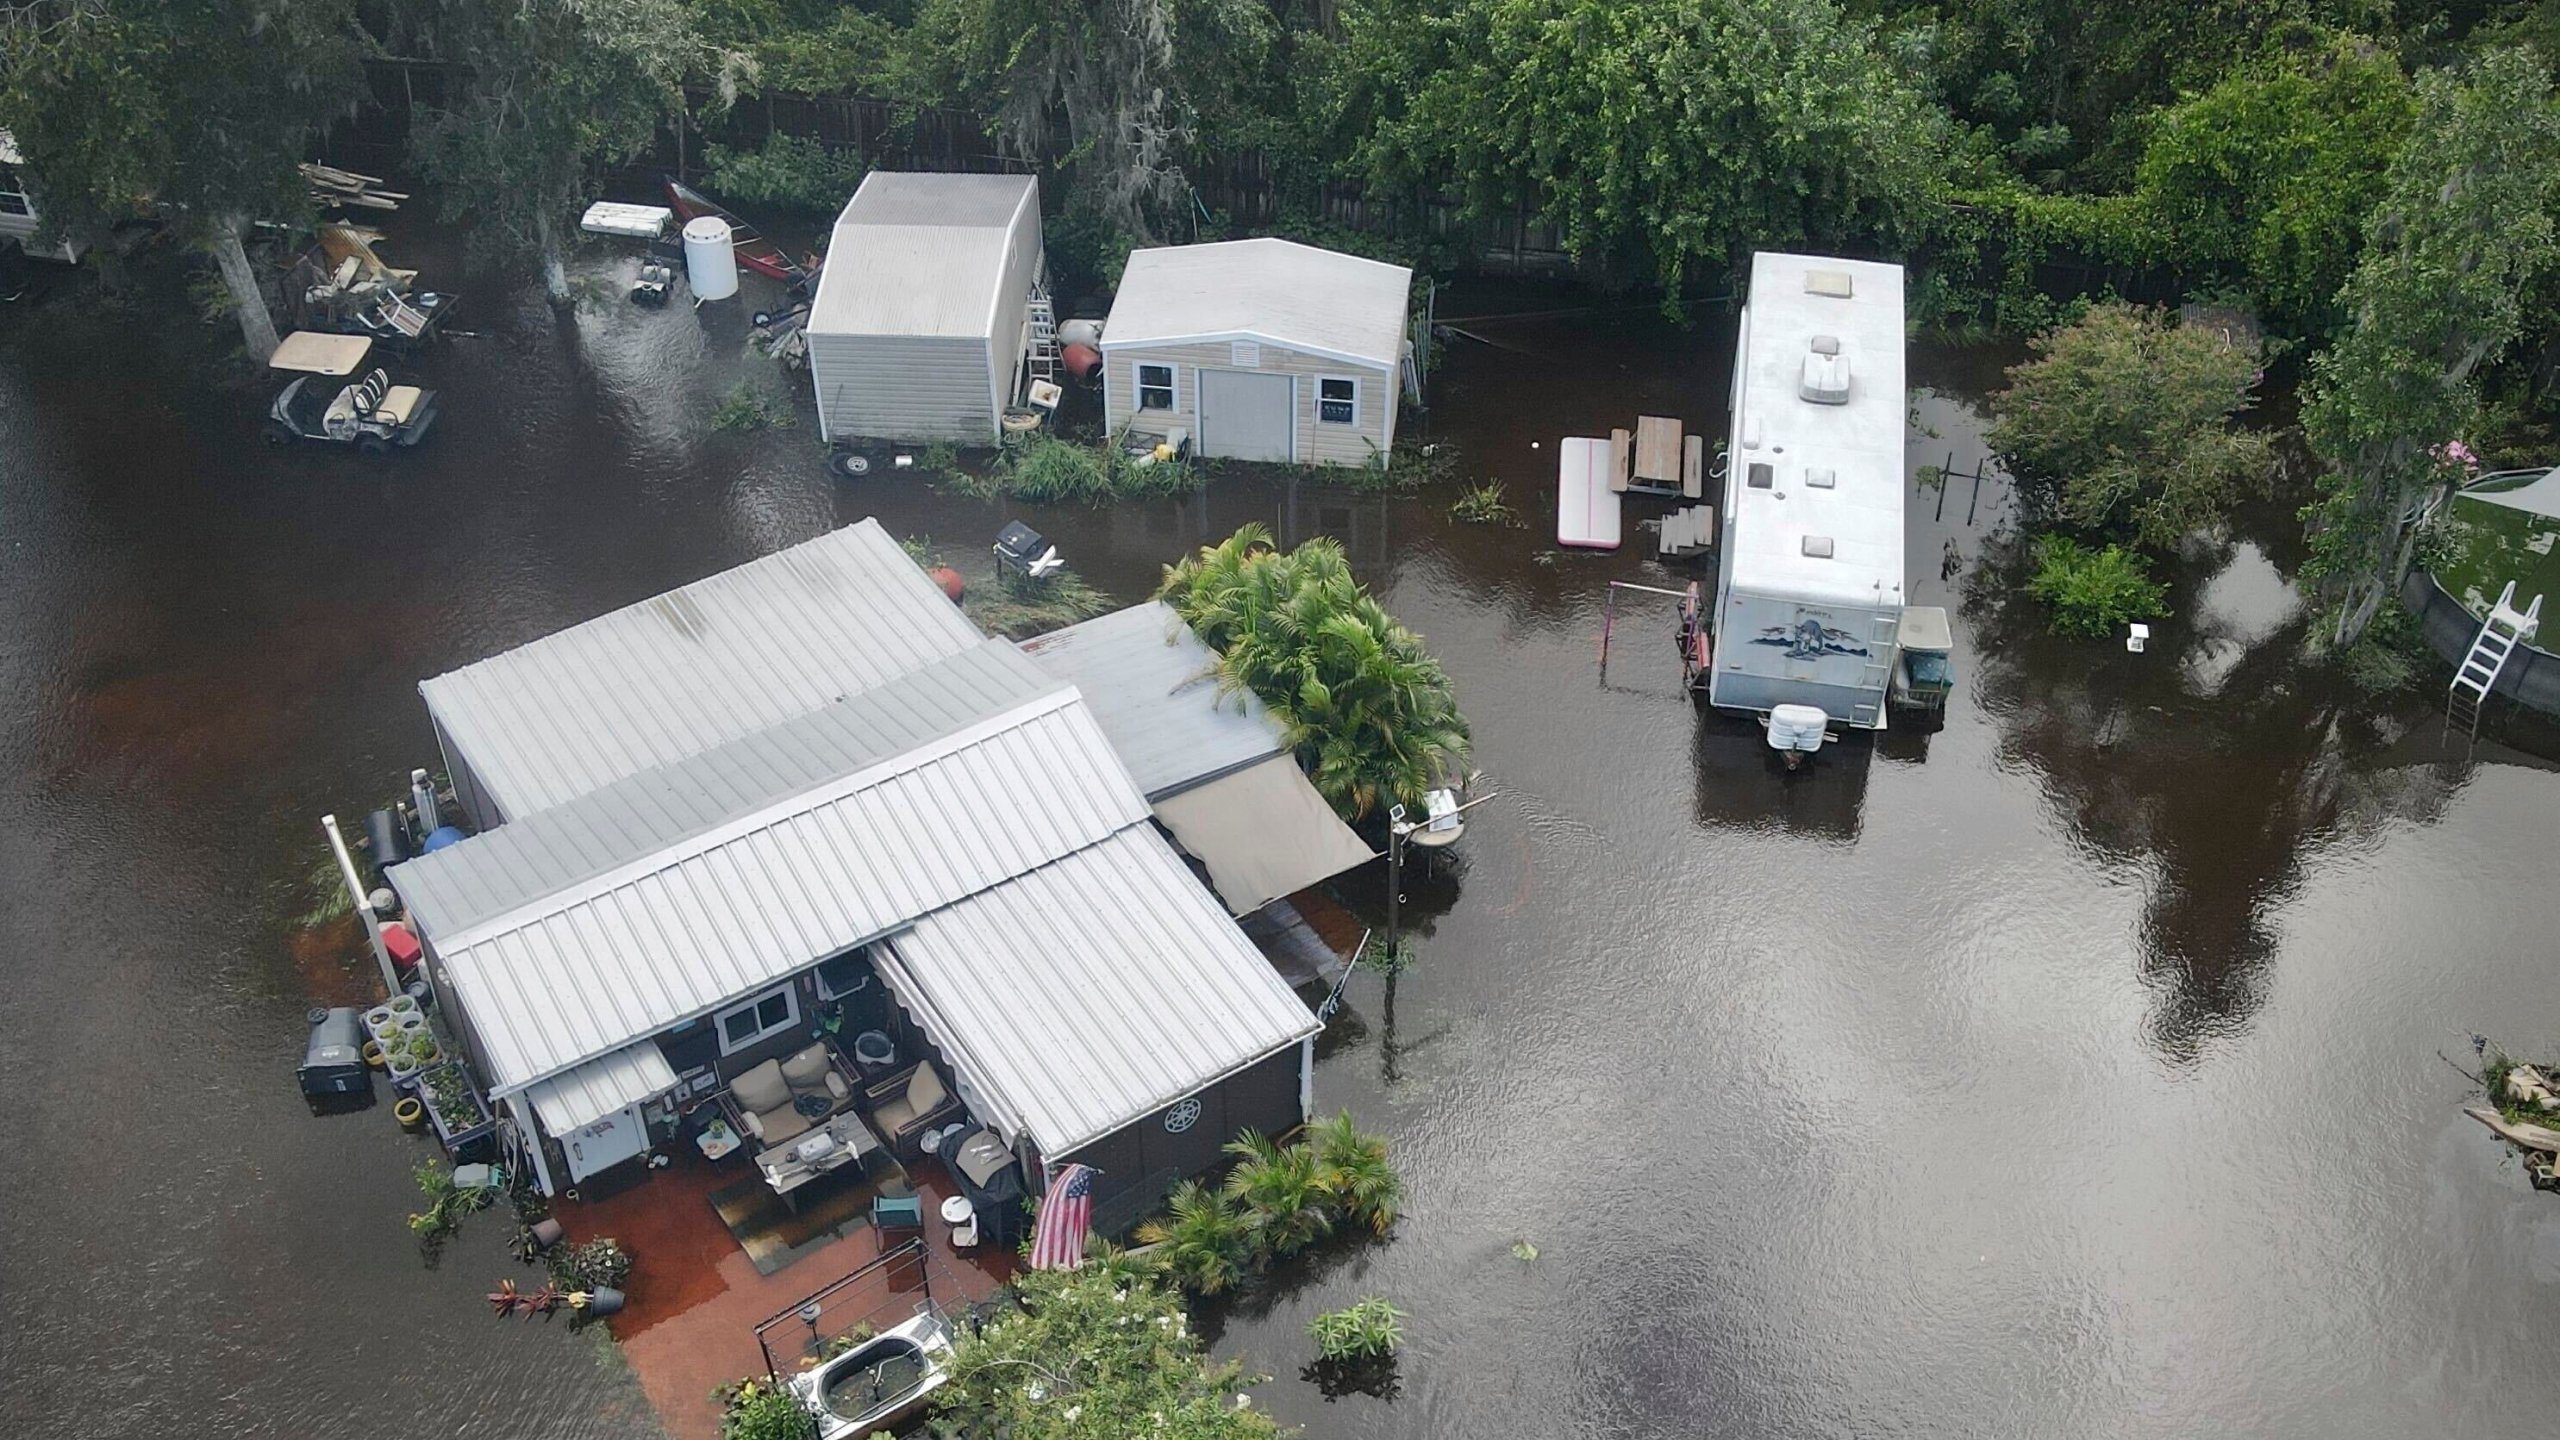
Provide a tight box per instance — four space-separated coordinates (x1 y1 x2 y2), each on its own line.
663 176 808 286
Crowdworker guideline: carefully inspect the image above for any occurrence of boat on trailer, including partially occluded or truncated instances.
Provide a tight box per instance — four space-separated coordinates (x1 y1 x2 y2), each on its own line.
663 176 809 286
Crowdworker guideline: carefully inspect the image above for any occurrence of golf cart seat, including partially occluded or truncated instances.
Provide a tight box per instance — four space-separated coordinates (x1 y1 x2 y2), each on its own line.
324 384 362 434
374 385 426 426
351 369 390 413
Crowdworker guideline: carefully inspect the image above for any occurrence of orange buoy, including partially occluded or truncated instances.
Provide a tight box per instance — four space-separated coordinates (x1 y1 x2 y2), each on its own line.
929 566 966 602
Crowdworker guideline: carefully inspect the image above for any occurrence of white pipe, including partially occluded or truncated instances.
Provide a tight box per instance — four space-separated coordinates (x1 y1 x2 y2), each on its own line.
1297 1034 1316 1124
321 812 398 997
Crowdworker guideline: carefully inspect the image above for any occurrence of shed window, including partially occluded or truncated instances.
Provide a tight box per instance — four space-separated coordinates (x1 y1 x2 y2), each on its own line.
716 985 798 1055
0 169 27 218
1136 363 1175 412
1317 377 1359 426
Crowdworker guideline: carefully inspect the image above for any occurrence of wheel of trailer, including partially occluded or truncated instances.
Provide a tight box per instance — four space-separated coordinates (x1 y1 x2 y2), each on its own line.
262 422 295 449
358 434 391 455
830 449 872 478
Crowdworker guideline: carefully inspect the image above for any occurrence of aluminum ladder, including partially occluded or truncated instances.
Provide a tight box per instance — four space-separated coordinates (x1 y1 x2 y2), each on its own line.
1024 283 1060 385
2448 581 2542 737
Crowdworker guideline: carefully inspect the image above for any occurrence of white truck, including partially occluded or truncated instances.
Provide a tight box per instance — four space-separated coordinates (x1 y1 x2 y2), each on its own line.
1708 253 1907 744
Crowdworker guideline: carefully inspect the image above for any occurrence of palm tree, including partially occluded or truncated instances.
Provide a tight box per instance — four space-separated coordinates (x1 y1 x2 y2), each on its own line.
1134 1181 1253 1295
1221 1130 1334 1261
1307 1111 1402 1235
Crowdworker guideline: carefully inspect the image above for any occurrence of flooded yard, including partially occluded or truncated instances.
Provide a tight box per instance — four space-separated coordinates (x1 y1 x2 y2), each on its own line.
4 250 2557 1440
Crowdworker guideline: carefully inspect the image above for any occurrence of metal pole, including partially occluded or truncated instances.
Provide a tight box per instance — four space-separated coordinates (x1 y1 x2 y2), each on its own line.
1385 805 1406 955
322 813 398 997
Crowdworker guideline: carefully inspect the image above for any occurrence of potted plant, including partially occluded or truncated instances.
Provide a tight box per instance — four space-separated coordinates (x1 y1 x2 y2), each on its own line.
364 1005 399 1041
424 1064 491 1146
394 1095 427 1132
362 1039 388 1070
388 994 419 1016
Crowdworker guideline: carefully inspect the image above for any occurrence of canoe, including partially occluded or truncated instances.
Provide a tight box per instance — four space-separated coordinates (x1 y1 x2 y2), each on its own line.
663 177 808 286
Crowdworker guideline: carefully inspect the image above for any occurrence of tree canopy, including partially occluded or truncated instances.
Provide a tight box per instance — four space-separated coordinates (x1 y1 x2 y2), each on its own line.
936 1268 1284 1440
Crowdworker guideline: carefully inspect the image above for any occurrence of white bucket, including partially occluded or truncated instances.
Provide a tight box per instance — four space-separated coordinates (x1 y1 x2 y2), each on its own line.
682 217 738 301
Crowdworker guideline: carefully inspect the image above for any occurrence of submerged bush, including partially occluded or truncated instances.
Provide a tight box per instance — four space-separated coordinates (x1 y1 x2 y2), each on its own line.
1309 1297 1404 1361
2025 535 2167 637
985 435 1202 504
1140 1115 1403 1293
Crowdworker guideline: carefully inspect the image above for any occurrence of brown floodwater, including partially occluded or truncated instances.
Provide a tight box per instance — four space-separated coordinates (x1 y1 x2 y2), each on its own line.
4 243 2557 1440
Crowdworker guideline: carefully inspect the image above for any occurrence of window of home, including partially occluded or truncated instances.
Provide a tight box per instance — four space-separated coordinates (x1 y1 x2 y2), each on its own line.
716 985 799 1055
0 171 28 218
1135 362 1175 411
1317 376 1359 426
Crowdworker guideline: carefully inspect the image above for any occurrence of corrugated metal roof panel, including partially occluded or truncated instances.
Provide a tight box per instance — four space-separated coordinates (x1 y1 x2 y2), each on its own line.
1101 238 1412 369
394 638 1056 938
418 520 985 819
875 825 1320 1157
1019 601 1282 799
522 1042 678 1133
412 690 1151 1094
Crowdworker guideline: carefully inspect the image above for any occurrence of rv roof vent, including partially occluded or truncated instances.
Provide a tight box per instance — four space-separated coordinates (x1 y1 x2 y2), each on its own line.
1806 466 1837 488
1747 461 1775 490
1800 350 1852 405
1802 535 1835 558
1805 269 1854 298
1810 335 1841 356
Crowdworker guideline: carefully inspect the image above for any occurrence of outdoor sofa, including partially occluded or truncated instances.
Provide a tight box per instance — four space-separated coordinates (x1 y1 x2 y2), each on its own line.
728 1043 854 1148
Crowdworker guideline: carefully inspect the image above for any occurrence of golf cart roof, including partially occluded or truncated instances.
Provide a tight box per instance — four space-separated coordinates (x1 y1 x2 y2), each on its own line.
271 331 374 375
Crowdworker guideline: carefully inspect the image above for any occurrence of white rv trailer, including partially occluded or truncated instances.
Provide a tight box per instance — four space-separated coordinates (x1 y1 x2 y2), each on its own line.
1708 252 1907 730
0 130 83 264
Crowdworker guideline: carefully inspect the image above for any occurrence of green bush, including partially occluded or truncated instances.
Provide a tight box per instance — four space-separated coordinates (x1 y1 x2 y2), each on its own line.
986 435 1202 505
712 1377 816 1440
1135 1181 1255 1296
701 132 866 215
939 1270 1281 1440
1309 1297 1404 1361
2025 535 2167 637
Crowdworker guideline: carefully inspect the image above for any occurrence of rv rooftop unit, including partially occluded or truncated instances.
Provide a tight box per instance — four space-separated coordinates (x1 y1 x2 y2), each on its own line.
1710 253 1907 730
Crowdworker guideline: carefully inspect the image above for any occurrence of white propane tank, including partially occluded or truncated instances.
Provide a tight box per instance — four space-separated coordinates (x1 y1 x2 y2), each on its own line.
1058 317 1104 348
1765 704 1830 753
682 217 738 301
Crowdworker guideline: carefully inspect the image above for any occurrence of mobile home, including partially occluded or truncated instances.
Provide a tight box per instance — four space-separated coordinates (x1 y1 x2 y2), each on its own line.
804 173 1044 448
1708 253 1907 729
1101 238 1411 467
0 130 82 264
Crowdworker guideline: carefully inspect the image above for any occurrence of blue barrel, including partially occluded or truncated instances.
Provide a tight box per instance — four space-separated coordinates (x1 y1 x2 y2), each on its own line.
423 826 467 853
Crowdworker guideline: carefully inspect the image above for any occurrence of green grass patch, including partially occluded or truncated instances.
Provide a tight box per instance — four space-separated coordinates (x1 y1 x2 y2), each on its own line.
2025 534 2167 637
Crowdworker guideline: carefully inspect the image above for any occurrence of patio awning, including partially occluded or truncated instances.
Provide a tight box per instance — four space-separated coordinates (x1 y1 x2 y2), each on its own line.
1150 755 1377 916
522 1042 677 1134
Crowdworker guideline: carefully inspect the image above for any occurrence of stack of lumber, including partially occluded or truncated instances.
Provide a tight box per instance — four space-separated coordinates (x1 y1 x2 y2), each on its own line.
301 163 407 212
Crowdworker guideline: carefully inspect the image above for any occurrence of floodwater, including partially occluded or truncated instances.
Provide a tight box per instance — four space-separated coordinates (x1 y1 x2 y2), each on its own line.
4 242 2558 1440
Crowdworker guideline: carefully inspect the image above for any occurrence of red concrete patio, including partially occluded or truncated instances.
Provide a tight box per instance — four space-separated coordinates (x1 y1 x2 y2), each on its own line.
557 1144 1013 1440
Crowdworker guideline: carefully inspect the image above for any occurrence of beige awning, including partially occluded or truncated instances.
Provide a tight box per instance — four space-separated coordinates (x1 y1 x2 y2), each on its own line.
1152 755 1377 916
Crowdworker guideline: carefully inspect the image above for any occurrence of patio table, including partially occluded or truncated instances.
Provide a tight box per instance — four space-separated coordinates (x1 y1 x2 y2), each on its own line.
755 1111 882 1212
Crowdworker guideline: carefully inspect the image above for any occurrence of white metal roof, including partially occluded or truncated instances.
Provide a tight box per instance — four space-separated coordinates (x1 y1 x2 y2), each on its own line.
873 824 1319 1156
1101 238 1412 370
407 687 1149 1095
420 520 985 819
522 1042 677 1133
808 172 1038 339
1019 601 1281 799
1725 253 1907 608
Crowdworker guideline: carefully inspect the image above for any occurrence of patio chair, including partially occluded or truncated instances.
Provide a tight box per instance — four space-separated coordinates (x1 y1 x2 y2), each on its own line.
728 1043 852 1148
871 1192 923 1233
863 1060 965 1158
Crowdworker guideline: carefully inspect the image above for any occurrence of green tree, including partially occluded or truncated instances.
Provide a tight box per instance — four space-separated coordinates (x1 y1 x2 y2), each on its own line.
1159 524 1470 820
0 0 366 359
1329 0 1947 298
2300 48 2560 647
2131 33 2415 333
937 1268 1283 1440
1988 302 2277 549
409 0 696 302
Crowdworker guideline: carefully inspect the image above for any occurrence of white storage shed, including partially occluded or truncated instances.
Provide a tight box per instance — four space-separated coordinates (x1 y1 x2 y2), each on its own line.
804 172 1044 445
1709 253 1908 729
1100 238 1411 468
0 130 80 264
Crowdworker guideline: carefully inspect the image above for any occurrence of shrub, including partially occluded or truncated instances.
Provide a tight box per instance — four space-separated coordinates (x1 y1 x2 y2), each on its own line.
711 382 788 432
939 1269 1281 1440
1449 480 1518 525
1306 1111 1401 1235
1140 1116 1402 1292
1220 1132 1333 1262
547 1237 633 1293
713 1376 817 1440
1135 1181 1254 1296
986 436 1203 505
2025 535 2167 637
1309 1297 1404 1361
701 133 866 216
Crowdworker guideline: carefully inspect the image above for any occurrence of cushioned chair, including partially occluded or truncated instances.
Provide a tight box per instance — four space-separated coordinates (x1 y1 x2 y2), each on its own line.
729 1043 851 1148
864 1060 965 1157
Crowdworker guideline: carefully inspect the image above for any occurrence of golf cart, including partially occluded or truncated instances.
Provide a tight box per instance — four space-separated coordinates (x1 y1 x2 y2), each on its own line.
263 331 438 452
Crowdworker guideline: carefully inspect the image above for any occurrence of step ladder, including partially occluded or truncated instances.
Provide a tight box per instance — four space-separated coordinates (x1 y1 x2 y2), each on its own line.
2448 581 2542 738
1024 282 1060 385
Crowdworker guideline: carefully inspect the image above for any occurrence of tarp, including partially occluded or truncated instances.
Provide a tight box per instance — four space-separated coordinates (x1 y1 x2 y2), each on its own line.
1152 755 1377 916
2463 468 2560 522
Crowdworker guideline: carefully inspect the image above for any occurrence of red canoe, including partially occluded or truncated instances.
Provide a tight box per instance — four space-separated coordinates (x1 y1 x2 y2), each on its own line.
664 176 810 286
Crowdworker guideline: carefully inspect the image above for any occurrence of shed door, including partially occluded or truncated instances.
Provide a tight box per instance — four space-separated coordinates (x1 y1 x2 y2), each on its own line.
1197 369 1294 462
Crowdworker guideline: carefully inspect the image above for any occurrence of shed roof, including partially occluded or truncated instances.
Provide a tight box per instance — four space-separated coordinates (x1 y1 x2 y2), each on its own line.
1726 253 1908 608
419 520 985 819
394 685 1148 1095
1101 238 1411 370
873 824 1319 1156
1019 601 1281 799
808 172 1037 339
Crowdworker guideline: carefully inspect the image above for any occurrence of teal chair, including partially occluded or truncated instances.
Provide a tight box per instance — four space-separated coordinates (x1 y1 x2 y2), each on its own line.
871 1192 923 1232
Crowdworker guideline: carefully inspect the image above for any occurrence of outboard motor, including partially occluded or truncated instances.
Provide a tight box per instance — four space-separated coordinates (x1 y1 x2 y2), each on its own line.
299 1006 374 1111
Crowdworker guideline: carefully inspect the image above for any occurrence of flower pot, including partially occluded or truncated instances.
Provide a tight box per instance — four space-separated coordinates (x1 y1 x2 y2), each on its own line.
582 1286 624 1317
388 994 419 1015
387 1051 422 1080
362 1039 387 1070
394 1096 427 1133
363 1005 398 1039
527 1217 566 1252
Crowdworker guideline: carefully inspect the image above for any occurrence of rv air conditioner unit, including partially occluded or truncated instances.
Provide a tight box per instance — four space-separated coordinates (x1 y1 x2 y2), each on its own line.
1799 335 1851 404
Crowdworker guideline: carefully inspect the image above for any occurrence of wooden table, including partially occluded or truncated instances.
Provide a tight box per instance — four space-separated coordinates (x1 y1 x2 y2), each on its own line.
755 1111 882 1211
1633 416 1683 487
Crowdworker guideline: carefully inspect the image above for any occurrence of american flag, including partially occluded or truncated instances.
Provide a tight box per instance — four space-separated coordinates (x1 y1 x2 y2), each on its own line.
1029 1163 1096 1271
